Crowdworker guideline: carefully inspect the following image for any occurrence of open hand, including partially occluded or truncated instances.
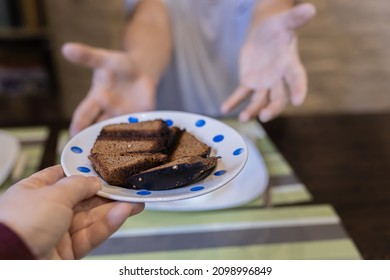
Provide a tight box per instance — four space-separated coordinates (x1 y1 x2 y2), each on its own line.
62 43 158 136
221 3 316 122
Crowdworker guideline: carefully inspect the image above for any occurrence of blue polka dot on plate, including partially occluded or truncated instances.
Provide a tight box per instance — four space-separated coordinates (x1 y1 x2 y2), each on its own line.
128 117 139 123
233 148 244 156
165 119 174 127
77 166 91 173
137 190 152 196
71 146 83 154
190 186 204 192
214 170 227 176
213 134 224 143
195 119 206 127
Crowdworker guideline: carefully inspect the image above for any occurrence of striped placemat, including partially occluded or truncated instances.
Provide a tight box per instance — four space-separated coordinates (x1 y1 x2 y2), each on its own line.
80 119 359 259
87 204 361 260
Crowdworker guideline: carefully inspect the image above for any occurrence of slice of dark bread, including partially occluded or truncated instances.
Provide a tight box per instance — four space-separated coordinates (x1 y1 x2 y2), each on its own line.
88 152 168 186
96 119 170 153
125 156 219 190
169 129 211 161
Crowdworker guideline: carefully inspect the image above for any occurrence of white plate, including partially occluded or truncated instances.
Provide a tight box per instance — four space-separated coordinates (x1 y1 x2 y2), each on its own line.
61 111 248 202
146 136 268 211
0 130 20 186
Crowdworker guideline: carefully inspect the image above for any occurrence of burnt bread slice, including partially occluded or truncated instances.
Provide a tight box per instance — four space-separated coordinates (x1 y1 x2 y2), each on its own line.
169 130 211 161
166 126 183 154
99 119 170 140
124 156 219 190
88 152 168 186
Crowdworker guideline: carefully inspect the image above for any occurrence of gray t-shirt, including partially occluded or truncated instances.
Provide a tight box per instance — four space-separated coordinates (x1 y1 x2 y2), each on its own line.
127 0 256 117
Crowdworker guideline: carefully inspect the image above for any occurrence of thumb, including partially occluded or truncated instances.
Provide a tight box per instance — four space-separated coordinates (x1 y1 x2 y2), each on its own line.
62 42 127 72
282 3 316 30
52 175 102 208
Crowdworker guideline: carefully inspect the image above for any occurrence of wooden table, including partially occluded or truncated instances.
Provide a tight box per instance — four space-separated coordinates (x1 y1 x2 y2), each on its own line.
262 112 390 260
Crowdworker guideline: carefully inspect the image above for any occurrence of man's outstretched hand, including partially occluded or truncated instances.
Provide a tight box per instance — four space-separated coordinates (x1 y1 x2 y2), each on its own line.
221 3 316 122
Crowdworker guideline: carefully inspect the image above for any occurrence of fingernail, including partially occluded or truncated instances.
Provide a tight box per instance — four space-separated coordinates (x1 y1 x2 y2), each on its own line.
90 176 102 187
220 104 228 114
292 95 304 106
239 113 249 122
260 111 271 122
108 203 132 226
69 124 79 137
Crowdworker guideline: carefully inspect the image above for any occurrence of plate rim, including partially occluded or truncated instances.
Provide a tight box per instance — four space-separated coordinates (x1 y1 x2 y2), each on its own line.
0 130 21 186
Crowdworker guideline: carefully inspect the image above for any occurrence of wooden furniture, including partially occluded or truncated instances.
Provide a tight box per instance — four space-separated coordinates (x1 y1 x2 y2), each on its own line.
262 113 390 259
0 0 60 125
0 0 126 122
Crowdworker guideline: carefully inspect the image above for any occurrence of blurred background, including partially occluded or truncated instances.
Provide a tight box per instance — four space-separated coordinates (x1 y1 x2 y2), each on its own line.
0 0 125 123
294 0 390 115
0 0 389 124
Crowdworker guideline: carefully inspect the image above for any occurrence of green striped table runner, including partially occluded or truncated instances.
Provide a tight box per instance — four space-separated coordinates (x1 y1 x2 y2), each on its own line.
87 205 361 260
